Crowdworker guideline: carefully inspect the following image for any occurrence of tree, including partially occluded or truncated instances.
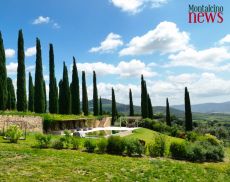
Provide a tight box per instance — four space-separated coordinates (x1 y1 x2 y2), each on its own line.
82 71 88 116
166 98 171 126
34 38 45 113
0 31 8 110
17 30 27 111
185 87 193 131
99 96 103 115
111 88 117 125
58 80 63 114
28 72 34 112
147 94 153 119
6 77 16 110
129 89 134 116
43 80 47 113
70 57 80 115
49 44 58 113
59 62 70 114
141 75 148 118
93 71 98 116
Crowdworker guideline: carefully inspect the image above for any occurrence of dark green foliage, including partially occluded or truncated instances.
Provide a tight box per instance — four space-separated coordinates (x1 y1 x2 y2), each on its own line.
84 139 96 153
59 62 70 114
111 88 117 125
52 138 65 149
97 139 108 153
129 89 134 116
49 44 58 114
17 30 27 111
28 73 34 112
166 98 171 126
147 94 153 119
82 71 88 116
93 71 98 116
0 32 8 110
148 134 166 157
6 77 16 110
185 131 198 142
35 134 52 148
107 136 125 155
72 137 80 150
70 57 80 115
99 97 103 115
34 38 45 113
125 138 145 156
170 142 187 159
141 75 148 118
43 80 47 113
185 87 193 131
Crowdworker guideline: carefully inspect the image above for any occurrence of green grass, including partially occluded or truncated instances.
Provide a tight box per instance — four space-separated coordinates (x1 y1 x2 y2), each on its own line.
0 129 229 181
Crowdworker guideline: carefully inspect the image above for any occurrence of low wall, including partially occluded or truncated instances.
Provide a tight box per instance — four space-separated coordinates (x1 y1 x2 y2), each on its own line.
0 115 43 133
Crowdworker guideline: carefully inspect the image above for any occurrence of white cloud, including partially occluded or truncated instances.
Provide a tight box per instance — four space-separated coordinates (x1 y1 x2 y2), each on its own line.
77 59 157 78
119 21 190 56
219 34 230 45
53 23 61 29
33 16 50 25
110 0 168 14
25 46 36 57
89 33 123 53
6 62 18 75
5 49 15 58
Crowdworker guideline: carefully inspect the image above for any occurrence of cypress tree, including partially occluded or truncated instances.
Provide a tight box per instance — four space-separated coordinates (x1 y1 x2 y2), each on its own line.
99 96 103 115
49 44 58 113
28 72 34 112
93 71 98 116
6 78 16 110
58 80 63 114
141 75 148 118
59 62 70 114
70 57 80 115
17 30 27 111
0 32 8 110
43 80 47 113
129 89 134 116
111 88 117 125
166 98 171 126
185 87 193 131
147 94 153 119
82 71 88 116
34 38 45 113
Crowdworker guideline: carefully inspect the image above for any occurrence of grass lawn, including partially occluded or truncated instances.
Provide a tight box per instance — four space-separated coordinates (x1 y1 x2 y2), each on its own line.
0 129 229 181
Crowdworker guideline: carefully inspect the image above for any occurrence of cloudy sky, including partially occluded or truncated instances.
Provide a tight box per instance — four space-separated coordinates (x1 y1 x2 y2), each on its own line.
1 0 230 106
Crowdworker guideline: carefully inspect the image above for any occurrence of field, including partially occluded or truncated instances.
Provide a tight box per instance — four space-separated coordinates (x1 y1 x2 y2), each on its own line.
0 128 229 181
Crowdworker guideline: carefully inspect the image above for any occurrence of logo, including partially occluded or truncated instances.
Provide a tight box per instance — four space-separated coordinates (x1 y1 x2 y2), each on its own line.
188 4 224 23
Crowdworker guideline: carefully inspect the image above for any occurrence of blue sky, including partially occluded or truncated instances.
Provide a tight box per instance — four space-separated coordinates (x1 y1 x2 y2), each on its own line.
1 0 230 106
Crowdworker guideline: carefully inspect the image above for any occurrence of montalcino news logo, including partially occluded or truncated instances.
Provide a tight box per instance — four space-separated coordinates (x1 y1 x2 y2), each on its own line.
188 4 224 23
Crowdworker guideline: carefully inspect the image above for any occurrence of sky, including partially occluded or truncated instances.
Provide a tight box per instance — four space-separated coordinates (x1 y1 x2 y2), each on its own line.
1 0 230 106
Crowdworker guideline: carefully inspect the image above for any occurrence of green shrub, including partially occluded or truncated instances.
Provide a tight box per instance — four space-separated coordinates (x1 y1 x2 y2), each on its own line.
52 138 65 149
35 134 52 148
170 142 187 159
84 139 96 153
125 138 145 156
205 144 224 161
186 143 206 162
185 131 198 142
72 137 80 150
107 136 125 155
203 134 221 146
97 139 108 153
5 125 23 143
148 135 166 157
62 130 72 148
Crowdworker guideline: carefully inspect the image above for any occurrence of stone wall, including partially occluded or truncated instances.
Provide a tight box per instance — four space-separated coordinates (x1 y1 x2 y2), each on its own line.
0 115 43 133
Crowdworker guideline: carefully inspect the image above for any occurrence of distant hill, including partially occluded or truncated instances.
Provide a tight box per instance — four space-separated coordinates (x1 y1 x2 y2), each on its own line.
88 98 184 117
173 101 230 113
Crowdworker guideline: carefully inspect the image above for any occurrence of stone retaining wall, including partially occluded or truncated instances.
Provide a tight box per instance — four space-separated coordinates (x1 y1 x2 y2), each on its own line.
0 115 43 133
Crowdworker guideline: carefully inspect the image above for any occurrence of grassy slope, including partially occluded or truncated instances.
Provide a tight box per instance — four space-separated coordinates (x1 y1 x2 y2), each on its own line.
0 128 229 181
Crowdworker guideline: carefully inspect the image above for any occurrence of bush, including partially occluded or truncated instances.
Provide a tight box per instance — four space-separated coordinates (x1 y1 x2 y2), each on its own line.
107 136 125 155
52 138 65 149
35 134 52 148
72 137 80 150
185 131 198 142
148 135 166 157
125 138 145 156
84 139 96 153
186 143 206 162
97 139 108 153
203 134 221 146
170 142 187 159
205 144 224 161
62 130 72 148
5 125 23 143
